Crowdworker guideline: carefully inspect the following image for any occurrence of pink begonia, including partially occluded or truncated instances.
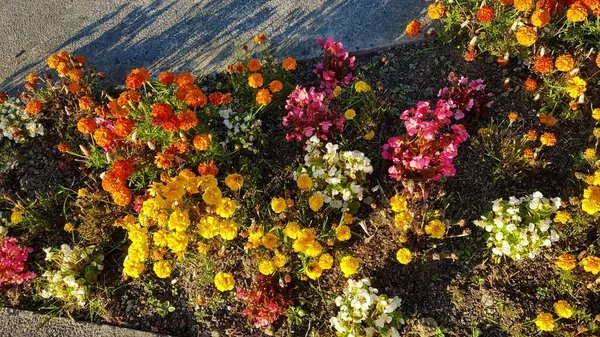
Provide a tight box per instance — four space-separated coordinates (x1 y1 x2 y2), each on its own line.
314 37 356 97
0 237 36 289
236 274 290 328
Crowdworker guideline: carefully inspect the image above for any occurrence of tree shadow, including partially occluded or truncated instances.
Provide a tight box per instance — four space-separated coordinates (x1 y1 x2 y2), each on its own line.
0 0 428 94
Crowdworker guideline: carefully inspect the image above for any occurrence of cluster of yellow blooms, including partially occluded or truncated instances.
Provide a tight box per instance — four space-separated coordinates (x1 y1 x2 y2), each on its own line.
535 300 574 332
556 253 600 275
582 170 600 215
117 169 239 279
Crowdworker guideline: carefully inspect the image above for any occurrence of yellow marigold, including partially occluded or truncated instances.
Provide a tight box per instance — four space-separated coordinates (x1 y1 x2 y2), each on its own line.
363 131 375 140
56 62 70 76
254 33 266 44
272 253 287 268
344 109 356 120
247 58 261 72
594 128 600 138
553 211 571 224
335 225 351 241
390 194 408 212
193 134 211 151
153 260 172 278
318 253 334 270
248 73 263 88
556 253 576 270
566 76 586 99
112 187 132 206
425 219 446 239
196 243 210 254
123 258 145 278
427 2 446 19
553 300 573 318
282 56 297 71
271 197 287 213
340 256 359 277
25 73 39 85
515 26 538 47
581 255 600 274
555 54 575 72
224 173 244 191
405 20 421 38
219 221 238 240
154 152 174 170
396 248 413 264
535 312 555 331
531 9 551 27
297 174 313 191
47 54 62 69
507 112 518 122
304 240 323 257
77 188 88 198
514 0 533 11
269 80 283 93
203 185 222 205
343 213 354 224
394 211 414 229
566 2 589 22
584 148 596 161
592 108 600 120
284 222 301 239
214 272 235 291
354 81 371 93
597 53 600 68
308 194 324 211
63 223 74 232
168 208 190 232
259 259 275 275
582 185 600 215
333 86 342 97
256 88 272 105
540 132 556 146
262 232 279 249
306 261 323 280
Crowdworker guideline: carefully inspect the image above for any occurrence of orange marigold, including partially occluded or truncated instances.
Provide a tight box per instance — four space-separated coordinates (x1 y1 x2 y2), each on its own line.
47 54 63 69
117 90 141 106
25 99 42 114
515 26 538 47
125 68 149 89
161 116 181 132
67 82 83 94
56 62 70 76
527 129 538 141
427 2 446 19
514 0 533 10
269 80 283 93
93 127 115 148
77 117 97 134
209 92 224 105
254 34 266 44
248 73 264 88
464 46 478 62
247 58 261 72
221 93 232 105
524 148 535 158
175 72 194 87
524 78 538 91
151 102 173 121
198 160 218 176
597 53 600 67
25 73 39 85
68 69 83 83
110 100 129 118
500 0 514 5
256 88 272 105
477 6 495 22
540 132 557 146
112 159 135 179
233 62 246 73
0 93 7 104
95 106 110 118
102 171 126 192
78 96 94 111
193 134 211 151
405 20 421 38
531 9 551 27
282 57 297 71
534 55 554 73
566 2 589 22
111 187 132 206
158 71 175 85
185 87 208 108
114 118 135 138
73 55 86 67
555 54 575 72
539 113 558 126
175 84 193 100
155 152 174 169
177 110 199 131
57 142 70 153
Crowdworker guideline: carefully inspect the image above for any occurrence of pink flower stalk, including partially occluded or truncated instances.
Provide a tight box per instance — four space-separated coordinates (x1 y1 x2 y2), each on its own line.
0 237 36 289
314 37 356 97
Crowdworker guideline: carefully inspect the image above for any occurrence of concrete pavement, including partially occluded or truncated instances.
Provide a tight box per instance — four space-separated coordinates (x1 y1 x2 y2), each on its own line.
0 308 168 337
0 0 428 94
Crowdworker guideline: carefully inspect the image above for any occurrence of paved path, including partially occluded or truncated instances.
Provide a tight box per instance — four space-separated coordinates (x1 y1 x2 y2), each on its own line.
0 308 168 337
0 0 427 94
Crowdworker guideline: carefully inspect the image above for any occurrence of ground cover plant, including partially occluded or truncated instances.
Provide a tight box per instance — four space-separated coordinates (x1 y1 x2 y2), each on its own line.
0 19 599 337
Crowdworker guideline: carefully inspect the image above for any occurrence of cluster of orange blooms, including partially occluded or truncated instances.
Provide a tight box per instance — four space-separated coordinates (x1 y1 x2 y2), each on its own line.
101 159 135 206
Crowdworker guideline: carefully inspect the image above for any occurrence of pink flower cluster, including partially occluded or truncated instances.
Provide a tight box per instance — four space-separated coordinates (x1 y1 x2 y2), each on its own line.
283 86 345 142
314 37 356 96
236 274 290 328
437 72 493 119
0 237 36 289
382 100 469 187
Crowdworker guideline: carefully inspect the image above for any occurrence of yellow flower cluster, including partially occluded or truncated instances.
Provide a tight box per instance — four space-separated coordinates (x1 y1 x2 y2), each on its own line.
425 219 446 239
389 194 413 232
553 211 571 224
582 170 600 215
118 169 238 279
582 255 600 274
214 272 235 291
556 253 576 270
535 312 555 331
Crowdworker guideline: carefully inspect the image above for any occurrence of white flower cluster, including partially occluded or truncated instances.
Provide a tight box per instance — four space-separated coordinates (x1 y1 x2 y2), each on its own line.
330 278 404 337
0 98 44 142
218 109 263 154
474 191 561 260
40 244 104 307
297 136 373 212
